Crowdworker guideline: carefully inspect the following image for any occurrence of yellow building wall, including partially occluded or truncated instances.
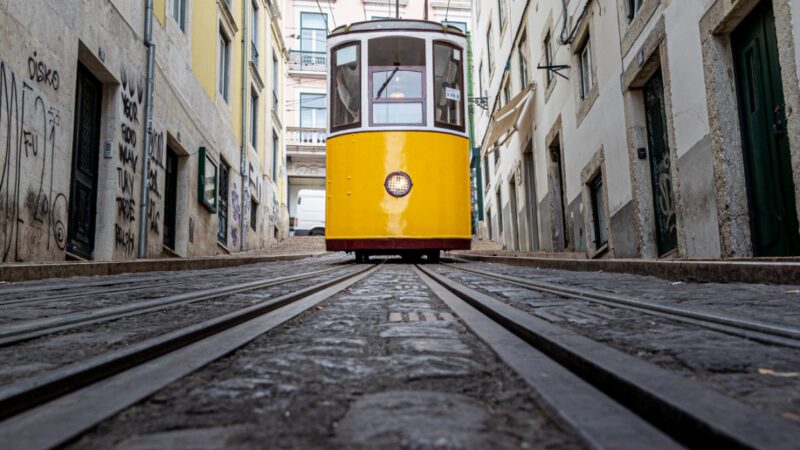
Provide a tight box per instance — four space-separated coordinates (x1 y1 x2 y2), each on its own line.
191 0 219 105
154 0 166 27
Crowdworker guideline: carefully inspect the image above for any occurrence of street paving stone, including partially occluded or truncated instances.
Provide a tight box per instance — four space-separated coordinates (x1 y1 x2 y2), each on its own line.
68 264 580 450
436 264 800 425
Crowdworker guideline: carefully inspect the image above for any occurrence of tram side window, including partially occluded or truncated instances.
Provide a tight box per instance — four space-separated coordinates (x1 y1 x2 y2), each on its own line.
433 42 464 131
368 36 426 126
331 43 361 131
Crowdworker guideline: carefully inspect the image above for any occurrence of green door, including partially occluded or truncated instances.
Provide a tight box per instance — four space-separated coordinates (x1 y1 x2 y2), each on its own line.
644 70 678 256
732 1 800 256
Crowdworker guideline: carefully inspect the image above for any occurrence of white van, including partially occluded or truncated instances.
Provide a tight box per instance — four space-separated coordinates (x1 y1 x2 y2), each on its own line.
294 189 326 236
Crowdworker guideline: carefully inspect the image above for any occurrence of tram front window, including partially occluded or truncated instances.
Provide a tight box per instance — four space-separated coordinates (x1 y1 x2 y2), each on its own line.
433 42 464 130
331 43 361 131
369 36 426 126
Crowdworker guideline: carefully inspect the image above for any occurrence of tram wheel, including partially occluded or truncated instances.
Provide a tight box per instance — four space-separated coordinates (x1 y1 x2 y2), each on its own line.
427 251 441 263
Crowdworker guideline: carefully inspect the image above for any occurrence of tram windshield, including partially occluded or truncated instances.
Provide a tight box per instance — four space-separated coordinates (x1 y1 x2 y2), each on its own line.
369 37 426 125
433 42 464 130
331 43 361 131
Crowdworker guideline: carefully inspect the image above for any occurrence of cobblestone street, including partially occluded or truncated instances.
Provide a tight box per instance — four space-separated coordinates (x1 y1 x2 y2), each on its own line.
1 256 799 449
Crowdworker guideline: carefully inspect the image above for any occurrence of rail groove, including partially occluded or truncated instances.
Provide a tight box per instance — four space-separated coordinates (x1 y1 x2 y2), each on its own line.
0 262 380 448
418 264 800 450
442 263 800 348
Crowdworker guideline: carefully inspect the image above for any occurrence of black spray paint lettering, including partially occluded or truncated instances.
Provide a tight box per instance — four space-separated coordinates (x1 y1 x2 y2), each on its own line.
27 52 59 91
114 224 135 254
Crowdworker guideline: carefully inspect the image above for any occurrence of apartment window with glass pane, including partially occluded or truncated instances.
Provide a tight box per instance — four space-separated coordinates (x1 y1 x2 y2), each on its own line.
590 175 608 248
217 162 230 245
368 36 426 126
300 93 326 140
518 31 529 87
250 89 259 148
272 131 279 179
331 43 361 131
218 29 231 101
301 12 327 53
543 32 553 86
251 1 259 64
579 39 592 100
433 41 464 131
272 51 279 110
171 0 186 31
503 81 511 106
498 0 505 27
628 0 644 20
486 25 494 69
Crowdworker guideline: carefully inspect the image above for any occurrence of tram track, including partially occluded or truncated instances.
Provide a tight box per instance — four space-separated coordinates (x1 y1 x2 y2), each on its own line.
441 262 800 349
416 264 800 450
0 263 354 347
0 262 381 450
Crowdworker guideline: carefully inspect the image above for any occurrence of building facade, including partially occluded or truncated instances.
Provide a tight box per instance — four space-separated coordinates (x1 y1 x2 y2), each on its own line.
282 0 470 234
0 0 289 262
473 0 800 259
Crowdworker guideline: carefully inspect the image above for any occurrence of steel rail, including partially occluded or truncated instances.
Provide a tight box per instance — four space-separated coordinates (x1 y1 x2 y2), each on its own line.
417 264 800 450
0 262 380 429
0 264 353 347
442 262 800 348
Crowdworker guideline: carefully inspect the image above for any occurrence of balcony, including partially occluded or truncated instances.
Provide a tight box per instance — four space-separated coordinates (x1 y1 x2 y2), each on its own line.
287 127 326 151
288 51 327 73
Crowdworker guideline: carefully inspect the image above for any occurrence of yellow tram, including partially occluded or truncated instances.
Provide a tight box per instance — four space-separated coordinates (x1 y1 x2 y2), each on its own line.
325 20 472 262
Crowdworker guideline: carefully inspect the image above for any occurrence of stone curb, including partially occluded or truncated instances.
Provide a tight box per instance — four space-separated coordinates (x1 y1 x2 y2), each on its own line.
449 252 800 284
0 253 326 283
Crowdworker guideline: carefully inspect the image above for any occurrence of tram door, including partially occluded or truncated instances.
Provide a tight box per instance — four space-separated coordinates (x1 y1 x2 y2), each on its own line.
732 1 800 256
67 64 102 259
644 70 677 256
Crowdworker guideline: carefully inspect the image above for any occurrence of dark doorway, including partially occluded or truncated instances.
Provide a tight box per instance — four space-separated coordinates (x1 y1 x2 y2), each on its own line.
644 70 678 256
732 1 800 256
217 162 230 245
549 138 568 251
163 147 179 250
509 178 520 251
67 64 102 259
523 142 539 250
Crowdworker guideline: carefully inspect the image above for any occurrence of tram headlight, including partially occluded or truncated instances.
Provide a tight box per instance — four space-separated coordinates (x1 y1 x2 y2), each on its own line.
384 171 412 197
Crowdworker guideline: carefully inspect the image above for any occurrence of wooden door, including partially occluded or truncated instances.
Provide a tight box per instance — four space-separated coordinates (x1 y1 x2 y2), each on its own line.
67 65 102 259
732 1 800 256
163 148 178 250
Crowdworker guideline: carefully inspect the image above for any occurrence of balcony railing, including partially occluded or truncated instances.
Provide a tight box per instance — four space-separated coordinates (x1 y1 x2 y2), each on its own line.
287 127 327 147
288 51 327 73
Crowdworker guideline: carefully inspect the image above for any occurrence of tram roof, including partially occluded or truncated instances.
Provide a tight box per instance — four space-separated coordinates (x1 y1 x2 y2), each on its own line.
329 19 466 38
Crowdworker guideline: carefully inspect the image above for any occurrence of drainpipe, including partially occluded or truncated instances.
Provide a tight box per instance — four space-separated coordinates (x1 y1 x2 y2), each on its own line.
240 2 249 251
138 0 156 258
466 32 483 232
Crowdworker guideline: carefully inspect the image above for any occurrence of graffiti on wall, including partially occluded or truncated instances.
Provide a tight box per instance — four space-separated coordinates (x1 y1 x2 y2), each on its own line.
114 67 143 255
231 182 240 248
0 58 67 262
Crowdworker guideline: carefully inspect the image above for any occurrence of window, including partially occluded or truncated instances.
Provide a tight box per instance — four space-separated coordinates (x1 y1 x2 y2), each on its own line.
272 51 279 110
368 36 426 126
486 210 493 240
433 41 464 131
197 147 217 212
250 199 258 231
498 0 506 28
300 93 326 131
518 31 529 88
272 131 279 179
543 31 553 86
579 39 593 100
502 80 511 106
251 1 259 64
442 21 467 32
486 25 494 70
590 175 608 248
627 0 644 20
171 0 186 31
331 42 361 131
483 152 490 189
301 12 327 53
217 162 230 244
495 188 503 233
250 89 259 148
218 29 231 101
